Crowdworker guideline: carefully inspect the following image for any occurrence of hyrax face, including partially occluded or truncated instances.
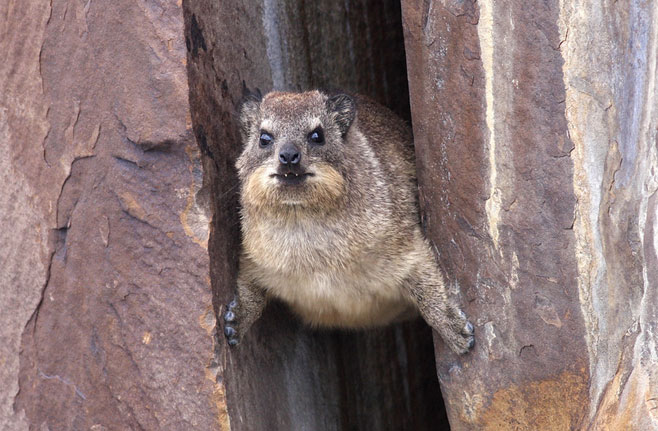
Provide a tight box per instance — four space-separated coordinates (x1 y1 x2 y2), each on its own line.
236 91 355 210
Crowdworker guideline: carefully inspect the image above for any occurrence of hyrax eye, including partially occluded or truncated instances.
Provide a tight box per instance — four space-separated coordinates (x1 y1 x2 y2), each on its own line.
259 132 273 148
308 128 325 145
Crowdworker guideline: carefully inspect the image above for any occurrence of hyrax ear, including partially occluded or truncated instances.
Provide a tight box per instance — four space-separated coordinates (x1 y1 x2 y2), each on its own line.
326 94 356 137
238 85 263 141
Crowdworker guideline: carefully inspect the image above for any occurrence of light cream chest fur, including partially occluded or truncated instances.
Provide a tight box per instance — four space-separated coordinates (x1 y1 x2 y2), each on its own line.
243 216 418 327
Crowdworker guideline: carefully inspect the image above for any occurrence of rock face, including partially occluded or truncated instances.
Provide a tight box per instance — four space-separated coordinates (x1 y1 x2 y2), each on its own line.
401 0 658 429
3 0 445 430
2 1 217 429
4 0 657 429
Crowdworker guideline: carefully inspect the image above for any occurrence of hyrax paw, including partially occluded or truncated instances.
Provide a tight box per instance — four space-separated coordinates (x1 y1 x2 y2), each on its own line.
223 300 240 346
462 320 475 350
447 323 475 355
442 310 475 355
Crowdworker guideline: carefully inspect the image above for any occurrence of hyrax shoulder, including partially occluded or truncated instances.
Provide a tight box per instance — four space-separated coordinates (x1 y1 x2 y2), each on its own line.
223 90 474 354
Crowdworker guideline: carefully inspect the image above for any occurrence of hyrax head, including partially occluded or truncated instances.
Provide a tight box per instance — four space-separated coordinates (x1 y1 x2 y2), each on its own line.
236 90 356 210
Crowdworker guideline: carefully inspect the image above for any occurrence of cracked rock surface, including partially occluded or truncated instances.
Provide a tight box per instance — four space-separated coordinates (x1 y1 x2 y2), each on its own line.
4 0 657 430
402 0 658 429
3 0 443 430
2 1 216 429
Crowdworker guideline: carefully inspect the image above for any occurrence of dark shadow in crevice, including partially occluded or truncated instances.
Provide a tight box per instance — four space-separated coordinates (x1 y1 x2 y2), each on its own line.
183 0 449 429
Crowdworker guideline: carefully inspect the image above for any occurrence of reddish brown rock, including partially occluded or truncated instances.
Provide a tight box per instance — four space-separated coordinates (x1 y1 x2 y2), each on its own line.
2 0 448 430
402 0 658 429
6 0 655 429
3 0 218 429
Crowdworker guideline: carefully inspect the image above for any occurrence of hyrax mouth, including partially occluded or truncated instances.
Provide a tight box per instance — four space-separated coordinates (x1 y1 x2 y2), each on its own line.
271 171 314 185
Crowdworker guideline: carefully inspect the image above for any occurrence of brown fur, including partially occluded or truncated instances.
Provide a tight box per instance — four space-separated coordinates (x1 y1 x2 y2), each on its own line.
223 90 474 354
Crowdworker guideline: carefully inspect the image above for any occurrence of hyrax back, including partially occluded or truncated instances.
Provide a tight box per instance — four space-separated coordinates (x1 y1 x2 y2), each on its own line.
223 90 474 354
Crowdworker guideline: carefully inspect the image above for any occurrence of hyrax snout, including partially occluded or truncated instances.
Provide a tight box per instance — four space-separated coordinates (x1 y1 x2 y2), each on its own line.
223 89 474 354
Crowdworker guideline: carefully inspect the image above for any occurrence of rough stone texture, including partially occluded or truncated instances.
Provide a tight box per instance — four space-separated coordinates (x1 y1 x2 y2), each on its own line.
7 0 655 429
562 1 658 428
2 0 218 429
402 0 658 429
1 3 51 429
2 1 445 430
183 0 447 430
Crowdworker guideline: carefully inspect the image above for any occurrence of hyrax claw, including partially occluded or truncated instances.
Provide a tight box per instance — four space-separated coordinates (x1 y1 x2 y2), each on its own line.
223 300 241 346
223 322 239 346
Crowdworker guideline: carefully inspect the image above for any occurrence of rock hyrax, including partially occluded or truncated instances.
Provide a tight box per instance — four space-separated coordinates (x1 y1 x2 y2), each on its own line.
223 90 474 354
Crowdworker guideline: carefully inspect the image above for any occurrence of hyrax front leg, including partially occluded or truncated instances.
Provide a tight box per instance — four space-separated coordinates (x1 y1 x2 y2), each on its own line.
405 265 475 354
223 265 267 346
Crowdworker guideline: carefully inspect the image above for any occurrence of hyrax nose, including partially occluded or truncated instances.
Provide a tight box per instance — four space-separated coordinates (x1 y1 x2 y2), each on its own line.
278 143 301 165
